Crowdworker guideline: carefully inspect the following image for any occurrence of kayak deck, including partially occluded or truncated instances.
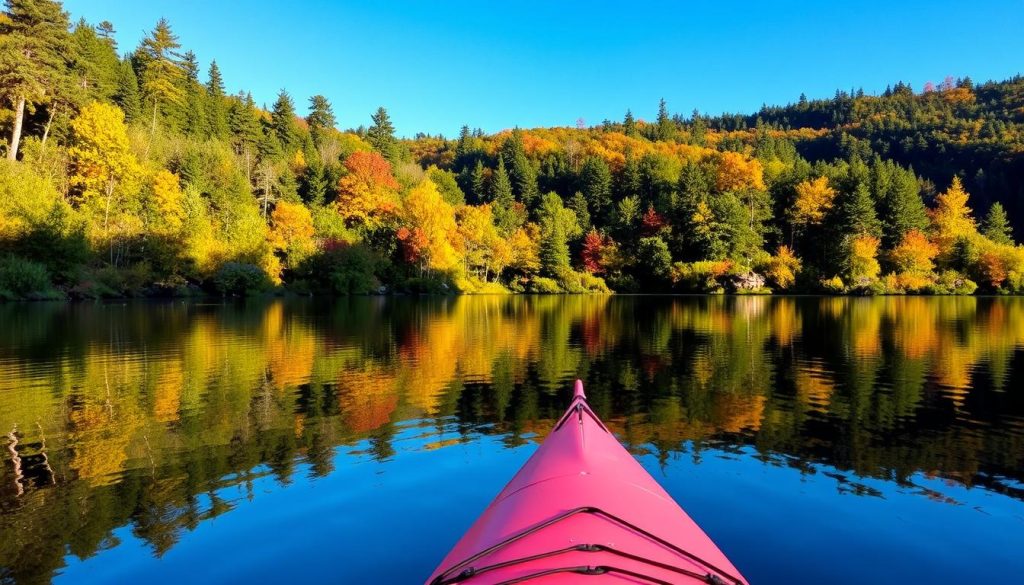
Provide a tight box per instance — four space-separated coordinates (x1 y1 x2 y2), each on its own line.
427 381 748 584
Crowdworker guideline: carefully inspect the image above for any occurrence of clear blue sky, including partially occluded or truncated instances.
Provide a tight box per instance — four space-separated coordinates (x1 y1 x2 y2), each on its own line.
62 0 1024 137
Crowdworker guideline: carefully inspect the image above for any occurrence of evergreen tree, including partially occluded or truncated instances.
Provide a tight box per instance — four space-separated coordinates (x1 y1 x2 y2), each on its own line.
205 60 229 139
834 181 882 237
618 151 642 199
0 0 72 160
579 156 612 224
491 158 517 234
306 94 336 146
538 192 580 276
623 109 637 137
271 89 299 152
114 57 141 122
656 98 673 141
501 129 538 205
69 18 119 103
878 165 928 248
690 109 707 146
367 106 399 163
137 17 184 134
568 191 591 230
469 159 487 204
983 202 1013 245
181 50 209 137
229 92 262 179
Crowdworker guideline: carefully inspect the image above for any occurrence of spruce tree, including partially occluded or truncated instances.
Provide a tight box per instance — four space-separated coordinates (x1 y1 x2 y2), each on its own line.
182 51 209 137
656 98 673 141
879 166 928 247
491 158 517 234
623 109 637 137
271 89 298 152
114 57 141 122
206 60 229 139
470 159 487 204
501 129 538 205
367 106 399 163
579 156 612 224
983 202 1013 245
307 94 336 146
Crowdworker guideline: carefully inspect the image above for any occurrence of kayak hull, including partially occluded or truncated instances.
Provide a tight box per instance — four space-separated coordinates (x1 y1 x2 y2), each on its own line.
427 381 748 584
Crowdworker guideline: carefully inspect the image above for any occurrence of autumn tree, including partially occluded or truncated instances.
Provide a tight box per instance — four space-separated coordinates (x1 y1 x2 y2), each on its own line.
0 0 71 160
844 234 881 287
149 169 184 234
335 151 399 230
790 176 836 238
763 245 801 290
402 178 459 274
68 101 141 247
930 176 976 256
269 200 316 269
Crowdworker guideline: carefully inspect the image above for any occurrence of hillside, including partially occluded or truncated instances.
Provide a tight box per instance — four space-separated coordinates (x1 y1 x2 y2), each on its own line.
2 1 1023 299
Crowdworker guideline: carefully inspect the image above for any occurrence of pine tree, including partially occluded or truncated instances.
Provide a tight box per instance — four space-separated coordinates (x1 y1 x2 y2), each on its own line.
205 60 229 139
367 106 399 163
618 151 642 199
229 92 262 180
491 158 517 234
181 51 209 137
579 156 612 224
306 94 336 146
501 129 538 205
69 18 119 103
623 109 637 137
137 17 184 135
271 89 298 152
879 165 928 248
0 0 72 160
113 57 141 122
656 98 673 141
538 192 582 277
982 202 1013 245
470 159 487 204
568 191 591 229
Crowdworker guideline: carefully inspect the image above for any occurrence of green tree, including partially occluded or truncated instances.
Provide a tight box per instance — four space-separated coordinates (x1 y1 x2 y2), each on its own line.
656 98 673 141
0 0 71 160
538 191 580 276
270 89 299 152
579 156 612 224
137 17 184 135
113 57 141 122
367 106 399 164
623 109 637 137
491 157 517 234
982 202 1013 245
205 60 229 139
877 162 927 248
637 236 672 286
181 51 209 138
501 129 538 205
568 191 590 230
469 159 487 204
306 94 336 146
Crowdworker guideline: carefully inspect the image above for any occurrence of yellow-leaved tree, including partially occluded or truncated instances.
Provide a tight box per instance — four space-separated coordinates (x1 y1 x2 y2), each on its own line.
889 229 938 291
269 201 316 270
844 234 881 287
150 169 185 234
402 178 460 275
790 176 836 234
930 176 977 257
69 102 142 247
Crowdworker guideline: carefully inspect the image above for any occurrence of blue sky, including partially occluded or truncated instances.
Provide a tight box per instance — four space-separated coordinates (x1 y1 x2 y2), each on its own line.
62 0 1024 137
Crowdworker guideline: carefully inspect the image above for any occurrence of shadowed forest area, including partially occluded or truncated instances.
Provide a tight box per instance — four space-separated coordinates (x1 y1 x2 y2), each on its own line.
2 1 1024 300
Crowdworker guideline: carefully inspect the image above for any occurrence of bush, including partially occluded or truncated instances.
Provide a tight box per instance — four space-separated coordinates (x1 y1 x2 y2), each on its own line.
578 271 611 293
211 262 272 296
671 260 732 293
529 276 562 294
293 242 380 295
927 270 978 295
0 255 57 300
821 275 846 294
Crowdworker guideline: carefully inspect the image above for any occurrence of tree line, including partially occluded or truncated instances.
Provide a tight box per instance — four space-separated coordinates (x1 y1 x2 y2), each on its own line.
1 0 1023 299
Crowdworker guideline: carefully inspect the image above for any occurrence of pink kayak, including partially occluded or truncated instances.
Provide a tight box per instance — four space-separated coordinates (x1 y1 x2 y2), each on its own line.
427 380 749 584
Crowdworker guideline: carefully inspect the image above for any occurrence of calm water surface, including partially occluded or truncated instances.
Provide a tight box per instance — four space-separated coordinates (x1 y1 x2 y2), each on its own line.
1 296 1023 584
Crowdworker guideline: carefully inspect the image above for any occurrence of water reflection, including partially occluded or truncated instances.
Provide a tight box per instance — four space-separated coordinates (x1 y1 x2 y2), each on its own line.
1 296 1023 582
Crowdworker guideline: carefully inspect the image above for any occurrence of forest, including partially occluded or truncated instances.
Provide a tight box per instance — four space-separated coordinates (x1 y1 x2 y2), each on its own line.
2 0 1024 299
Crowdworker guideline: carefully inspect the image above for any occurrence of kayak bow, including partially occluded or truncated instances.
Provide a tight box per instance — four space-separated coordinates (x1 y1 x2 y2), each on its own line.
427 380 749 584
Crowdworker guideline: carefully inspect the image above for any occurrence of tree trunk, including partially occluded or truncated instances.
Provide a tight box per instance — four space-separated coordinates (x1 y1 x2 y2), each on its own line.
40 105 57 149
7 95 26 161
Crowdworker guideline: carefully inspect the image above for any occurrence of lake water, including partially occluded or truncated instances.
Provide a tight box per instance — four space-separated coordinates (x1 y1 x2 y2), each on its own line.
1 296 1022 584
